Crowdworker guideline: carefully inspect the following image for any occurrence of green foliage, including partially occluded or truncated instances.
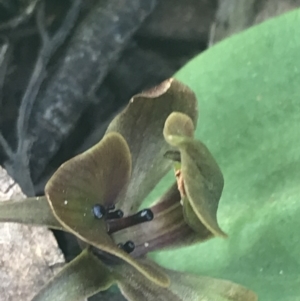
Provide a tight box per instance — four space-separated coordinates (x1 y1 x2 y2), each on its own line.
149 8 300 301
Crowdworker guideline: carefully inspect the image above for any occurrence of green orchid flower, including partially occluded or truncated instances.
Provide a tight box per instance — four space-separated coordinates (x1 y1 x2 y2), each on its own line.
0 79 257 301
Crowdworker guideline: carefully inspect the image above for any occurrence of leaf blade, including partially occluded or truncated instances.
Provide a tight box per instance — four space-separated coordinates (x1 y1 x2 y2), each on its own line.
151 8 300 301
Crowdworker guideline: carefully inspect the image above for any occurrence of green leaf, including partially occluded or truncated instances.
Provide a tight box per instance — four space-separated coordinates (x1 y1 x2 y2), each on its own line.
45 132 169 287
106 79 198 215
32 249 115 301
0 196 63 229
163 112 226 237
114 261 257 301
150 9 300 301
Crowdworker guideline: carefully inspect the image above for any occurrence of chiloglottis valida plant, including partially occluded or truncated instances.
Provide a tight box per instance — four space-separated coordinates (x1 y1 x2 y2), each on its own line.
0 79 258 301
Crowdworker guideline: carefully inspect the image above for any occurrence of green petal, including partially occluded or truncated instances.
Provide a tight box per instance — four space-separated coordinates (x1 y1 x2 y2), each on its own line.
114 261 257 301
45 132 169 287
32 249 115 301
106 78 198 215
0 196 63 230
112 184 212 257
182 196 212 236
164 112 226 237
45 132 131 250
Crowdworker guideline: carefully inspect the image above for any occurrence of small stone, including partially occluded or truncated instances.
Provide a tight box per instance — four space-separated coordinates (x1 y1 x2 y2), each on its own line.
0 166 65 301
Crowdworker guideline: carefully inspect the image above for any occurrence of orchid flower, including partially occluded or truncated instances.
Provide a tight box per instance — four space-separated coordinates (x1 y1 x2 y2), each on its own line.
0 79 257 301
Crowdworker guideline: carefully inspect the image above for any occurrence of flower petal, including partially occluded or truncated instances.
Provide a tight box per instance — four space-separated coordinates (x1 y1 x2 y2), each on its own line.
45 132 169 287
114 260 257 301
45 132 131 249
166 270 257 301
106 78 198 214
0 196 63 230
164 112 226 237
112 183 212 257
32 249 115 301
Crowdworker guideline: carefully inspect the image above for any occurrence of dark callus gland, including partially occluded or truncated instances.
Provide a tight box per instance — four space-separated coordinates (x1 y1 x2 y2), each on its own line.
92 204 123 220
92 204 106 219
118 241 135 253
135 209 154 222
107 208 154 234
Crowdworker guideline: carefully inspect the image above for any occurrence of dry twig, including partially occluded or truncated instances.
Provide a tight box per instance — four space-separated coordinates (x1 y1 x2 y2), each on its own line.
0 0 82 195
0 0 40 31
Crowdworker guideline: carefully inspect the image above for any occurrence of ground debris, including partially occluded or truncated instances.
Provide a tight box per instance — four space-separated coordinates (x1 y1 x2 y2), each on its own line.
0 166 65 301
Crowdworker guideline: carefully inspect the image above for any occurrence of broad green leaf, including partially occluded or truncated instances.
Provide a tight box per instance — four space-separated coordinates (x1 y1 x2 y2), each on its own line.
149 9 300 301
114 261 257 301
106 79 198 215
163 112 226 237
45 132 169 287
32 249 114 301
0 196 63 230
